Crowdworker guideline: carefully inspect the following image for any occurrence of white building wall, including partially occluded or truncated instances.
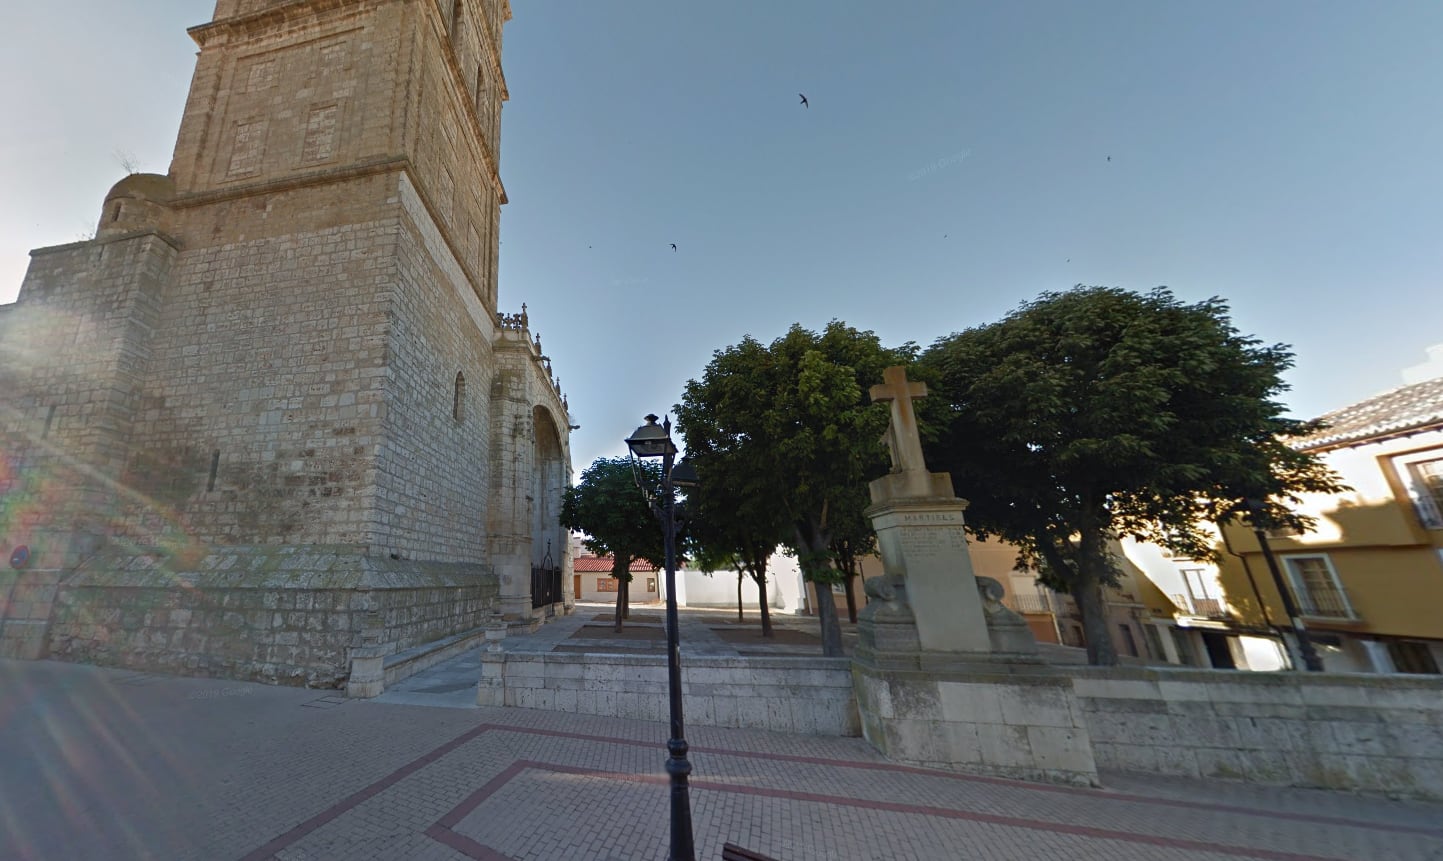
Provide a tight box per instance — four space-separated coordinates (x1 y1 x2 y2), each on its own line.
675 552 807 615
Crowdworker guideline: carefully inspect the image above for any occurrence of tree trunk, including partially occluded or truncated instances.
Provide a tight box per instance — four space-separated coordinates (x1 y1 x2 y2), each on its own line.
613 580 625 633
810 579 842 656
753 573 774 638
796 524 843 656
1075 574 1116 665
843 572 858 623
736 569 744 622
621 578 630 620
611 558 629 632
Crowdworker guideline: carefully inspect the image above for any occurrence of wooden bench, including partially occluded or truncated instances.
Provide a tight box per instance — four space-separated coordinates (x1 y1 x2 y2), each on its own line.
722 843 780 861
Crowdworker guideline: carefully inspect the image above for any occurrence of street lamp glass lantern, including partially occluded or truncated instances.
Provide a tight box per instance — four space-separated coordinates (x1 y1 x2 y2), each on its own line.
626 413 677 459
670 459 699 489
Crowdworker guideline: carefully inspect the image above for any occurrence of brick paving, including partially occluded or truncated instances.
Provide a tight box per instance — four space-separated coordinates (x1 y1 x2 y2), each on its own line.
2 655 1441 860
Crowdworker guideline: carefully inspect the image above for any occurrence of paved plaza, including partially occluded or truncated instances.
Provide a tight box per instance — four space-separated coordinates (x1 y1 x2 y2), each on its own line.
2 615 1441 860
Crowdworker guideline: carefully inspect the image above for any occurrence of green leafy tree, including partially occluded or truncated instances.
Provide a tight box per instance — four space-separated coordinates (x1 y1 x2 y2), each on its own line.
686 489 786 637
829 508 877 624
560 457 664 632
677 321 909 656
919 287 1345 665
689 545 750 624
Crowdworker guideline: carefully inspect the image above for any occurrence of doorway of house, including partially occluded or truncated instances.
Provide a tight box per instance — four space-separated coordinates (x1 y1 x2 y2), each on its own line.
1200 631 1237 669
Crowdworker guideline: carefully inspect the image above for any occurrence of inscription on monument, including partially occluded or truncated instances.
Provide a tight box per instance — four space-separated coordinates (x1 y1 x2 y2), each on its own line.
898 525 968 562
901 512 960 524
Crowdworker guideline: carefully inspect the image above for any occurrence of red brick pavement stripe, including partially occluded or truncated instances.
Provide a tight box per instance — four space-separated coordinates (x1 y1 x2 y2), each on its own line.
424 823 515 861
236 721 495 861
486 723 1443 838
429 761 1346 861
236 720 1442 860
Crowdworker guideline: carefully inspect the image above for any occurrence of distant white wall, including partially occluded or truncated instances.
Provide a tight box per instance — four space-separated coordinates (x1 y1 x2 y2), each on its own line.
678 566 761 609
676 552 807 615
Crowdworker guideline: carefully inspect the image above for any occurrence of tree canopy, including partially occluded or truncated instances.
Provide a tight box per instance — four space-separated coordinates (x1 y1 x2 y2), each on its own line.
918 286 1344 664
560 456 664 630
676 321 911 655
684 477 786 636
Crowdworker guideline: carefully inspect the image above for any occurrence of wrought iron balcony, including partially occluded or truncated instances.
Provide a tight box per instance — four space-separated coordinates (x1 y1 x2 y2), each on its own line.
1296 587 1358 620
1005 593 1056 615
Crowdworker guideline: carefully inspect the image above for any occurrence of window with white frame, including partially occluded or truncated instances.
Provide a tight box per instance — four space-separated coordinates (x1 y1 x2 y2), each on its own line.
1281 554 1355 619
1404 457 1443 528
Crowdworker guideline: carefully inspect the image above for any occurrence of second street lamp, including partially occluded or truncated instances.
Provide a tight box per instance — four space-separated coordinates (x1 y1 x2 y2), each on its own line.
625 414 695 861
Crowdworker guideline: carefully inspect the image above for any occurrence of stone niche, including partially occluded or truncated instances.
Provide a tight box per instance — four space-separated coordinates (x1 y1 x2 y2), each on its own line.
46 545 498 687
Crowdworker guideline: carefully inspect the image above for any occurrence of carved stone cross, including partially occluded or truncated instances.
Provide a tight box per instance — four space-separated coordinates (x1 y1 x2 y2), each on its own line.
869 366 929 475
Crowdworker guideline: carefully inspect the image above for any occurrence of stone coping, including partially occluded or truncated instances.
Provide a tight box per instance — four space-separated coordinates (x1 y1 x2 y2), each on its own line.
381 626 486 671
499 651 855 672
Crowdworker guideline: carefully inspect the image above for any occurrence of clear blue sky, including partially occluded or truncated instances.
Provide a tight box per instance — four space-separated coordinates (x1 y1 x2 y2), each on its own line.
2 2 1440 473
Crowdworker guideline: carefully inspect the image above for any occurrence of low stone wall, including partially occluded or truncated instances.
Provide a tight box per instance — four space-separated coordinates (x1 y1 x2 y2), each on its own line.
1071 667 1443 801
45 546 498 687
0 569 65 660
852 658 1100 787
478 652 860 736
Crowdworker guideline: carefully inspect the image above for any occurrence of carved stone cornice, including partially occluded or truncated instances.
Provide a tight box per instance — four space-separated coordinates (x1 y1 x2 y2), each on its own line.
188 0 394 48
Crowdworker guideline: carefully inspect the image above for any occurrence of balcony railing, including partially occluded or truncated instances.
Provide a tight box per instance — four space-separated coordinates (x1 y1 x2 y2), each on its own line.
1296 587 1357 620
1191 597 1228 618
1005 593 1055 615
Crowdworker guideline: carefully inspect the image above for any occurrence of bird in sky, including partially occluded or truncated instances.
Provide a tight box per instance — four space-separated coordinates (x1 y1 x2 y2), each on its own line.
799 93 809 108
670 243 677 252
1106 155 1111 162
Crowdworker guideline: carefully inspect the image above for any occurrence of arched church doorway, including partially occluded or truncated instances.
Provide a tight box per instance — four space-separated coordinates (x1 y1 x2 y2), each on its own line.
530 406 567 611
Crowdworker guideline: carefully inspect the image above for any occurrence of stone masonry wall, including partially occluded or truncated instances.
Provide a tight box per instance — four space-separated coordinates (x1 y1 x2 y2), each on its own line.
1 232 177 566
851 663 1100 787
1072 667 1443 801
480 653 860 736
121 184 397 549
372 174 494 563
45 546 499 687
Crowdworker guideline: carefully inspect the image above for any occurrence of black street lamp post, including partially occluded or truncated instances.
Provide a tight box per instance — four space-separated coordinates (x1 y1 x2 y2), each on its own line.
626 414 696 861
1243 499 1325 672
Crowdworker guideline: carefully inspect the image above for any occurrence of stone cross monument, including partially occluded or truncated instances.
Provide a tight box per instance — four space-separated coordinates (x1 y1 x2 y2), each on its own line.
851 367 1096 787
862 366 990 653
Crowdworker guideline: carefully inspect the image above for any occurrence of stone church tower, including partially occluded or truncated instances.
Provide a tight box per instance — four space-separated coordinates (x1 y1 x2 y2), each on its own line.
0 0 572 685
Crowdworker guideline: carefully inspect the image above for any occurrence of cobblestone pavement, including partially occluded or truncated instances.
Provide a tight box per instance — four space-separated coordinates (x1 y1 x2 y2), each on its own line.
3 656 1442 861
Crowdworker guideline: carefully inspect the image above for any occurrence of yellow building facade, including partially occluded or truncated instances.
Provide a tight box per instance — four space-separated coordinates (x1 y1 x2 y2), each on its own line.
1216 375 1443 674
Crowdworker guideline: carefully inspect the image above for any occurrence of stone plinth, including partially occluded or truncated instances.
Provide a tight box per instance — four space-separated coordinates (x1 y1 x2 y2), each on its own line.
852 655 1099 786
47 545 498 688
865 493 989 654
853 365 1095 786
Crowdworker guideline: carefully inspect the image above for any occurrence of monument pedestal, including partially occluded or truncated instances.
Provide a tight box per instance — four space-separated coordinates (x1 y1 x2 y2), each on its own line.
850 653 1099 786
850 366 1097 786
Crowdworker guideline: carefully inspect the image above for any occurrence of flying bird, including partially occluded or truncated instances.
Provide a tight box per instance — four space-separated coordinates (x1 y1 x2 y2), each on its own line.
1106 155 1111 162
799 93 809 108
670 243 677 252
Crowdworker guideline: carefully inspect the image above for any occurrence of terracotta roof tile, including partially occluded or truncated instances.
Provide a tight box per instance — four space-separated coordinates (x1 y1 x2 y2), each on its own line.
1295 376 1443 450
572 555 657 573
